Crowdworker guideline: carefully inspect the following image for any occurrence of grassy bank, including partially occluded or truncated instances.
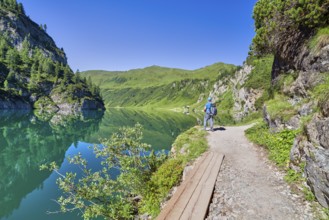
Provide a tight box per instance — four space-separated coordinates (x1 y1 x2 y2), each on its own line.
139 126 208 217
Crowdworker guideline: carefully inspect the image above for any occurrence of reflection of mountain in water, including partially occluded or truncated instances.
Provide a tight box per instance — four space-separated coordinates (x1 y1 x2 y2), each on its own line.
91 109 197 150
0 110 103 219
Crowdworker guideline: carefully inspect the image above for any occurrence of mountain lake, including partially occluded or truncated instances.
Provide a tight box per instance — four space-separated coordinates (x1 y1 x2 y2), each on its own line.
0 109 197 220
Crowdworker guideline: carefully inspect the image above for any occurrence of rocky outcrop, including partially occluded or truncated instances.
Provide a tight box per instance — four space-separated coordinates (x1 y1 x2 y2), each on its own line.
208 64 263 121
232 87 262 121
230 65 262 121
0 10 66 64
290 115 329 208
264 30 329 208
283 71 324 98
50 93 105 115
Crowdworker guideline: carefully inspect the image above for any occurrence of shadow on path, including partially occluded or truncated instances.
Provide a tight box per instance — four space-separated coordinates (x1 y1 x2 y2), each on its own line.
213 127 226 131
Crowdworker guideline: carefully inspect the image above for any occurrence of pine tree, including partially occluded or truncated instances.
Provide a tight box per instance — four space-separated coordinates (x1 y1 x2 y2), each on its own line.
20 37 31 71
17 2 24 14
74 69 81 84
0 37 9 61
5 48 20 71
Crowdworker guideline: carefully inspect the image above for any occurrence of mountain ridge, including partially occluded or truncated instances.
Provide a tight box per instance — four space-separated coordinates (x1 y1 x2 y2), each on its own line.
80 62 238 108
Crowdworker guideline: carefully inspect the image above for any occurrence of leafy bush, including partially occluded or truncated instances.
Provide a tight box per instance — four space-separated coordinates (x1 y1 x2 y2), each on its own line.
252 0 329 55
41 124 167 219
244 55 273 90
41 124 208 219
140 157 184 216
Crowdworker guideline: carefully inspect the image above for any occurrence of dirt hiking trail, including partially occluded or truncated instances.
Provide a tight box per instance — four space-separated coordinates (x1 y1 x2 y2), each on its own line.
205 125 315 220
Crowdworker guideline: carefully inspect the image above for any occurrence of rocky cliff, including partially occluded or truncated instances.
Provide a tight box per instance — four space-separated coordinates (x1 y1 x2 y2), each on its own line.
270 31 329 208
0 1 104 112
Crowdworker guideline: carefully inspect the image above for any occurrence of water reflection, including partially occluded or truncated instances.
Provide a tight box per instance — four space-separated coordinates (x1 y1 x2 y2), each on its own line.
0 110 103 219
0 109 196 220
93 109 197 150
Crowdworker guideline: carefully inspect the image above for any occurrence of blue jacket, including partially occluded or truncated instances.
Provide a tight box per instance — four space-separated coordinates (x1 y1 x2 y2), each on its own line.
205 102 212 114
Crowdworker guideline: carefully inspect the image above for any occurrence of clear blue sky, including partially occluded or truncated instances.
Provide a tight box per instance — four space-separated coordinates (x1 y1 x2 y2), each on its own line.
18 0 257 72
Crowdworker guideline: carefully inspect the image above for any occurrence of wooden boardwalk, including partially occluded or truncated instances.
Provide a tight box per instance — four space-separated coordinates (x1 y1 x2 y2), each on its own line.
157 151 224 220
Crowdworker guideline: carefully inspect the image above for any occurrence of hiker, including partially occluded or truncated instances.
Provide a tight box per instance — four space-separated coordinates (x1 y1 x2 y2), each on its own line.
204 97 214 131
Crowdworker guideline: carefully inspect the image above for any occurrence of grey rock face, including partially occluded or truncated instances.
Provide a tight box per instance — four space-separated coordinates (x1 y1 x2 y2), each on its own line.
300 45 329 73
50 93 104 114
207 64 262 122
298 102 315 116
305 147 329 208
284 71 323 98
0 10 67 64
292 115 329 208
306 116 329 149
320 98 329 117
230 64 264 121
272 38 329 209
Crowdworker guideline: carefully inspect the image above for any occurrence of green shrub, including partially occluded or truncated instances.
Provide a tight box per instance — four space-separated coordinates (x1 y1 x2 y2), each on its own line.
303 186 316 202
245 122 300 168
252 0 329 55
266 94 297 122
139 126 208 217
284 168 303 183
140 157 184 216
244 55 273 90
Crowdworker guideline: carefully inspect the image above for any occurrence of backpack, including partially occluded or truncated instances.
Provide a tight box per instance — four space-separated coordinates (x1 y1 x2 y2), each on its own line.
210 104 217 116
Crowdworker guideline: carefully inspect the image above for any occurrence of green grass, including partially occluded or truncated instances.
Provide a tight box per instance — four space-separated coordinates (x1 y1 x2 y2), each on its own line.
311 73 329 115
82 63 235 89
309 26 329 53
245 122 300 168
81 63 237 108
265 94 297 122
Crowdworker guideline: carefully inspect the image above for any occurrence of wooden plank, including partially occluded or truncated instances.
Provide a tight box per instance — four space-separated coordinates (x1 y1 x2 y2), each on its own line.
156 152 214 220
179 153 222 219
190 154 224 220
166 152 215 219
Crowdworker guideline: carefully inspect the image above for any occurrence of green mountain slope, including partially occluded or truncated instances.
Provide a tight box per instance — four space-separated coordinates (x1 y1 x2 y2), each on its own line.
81 63 237 108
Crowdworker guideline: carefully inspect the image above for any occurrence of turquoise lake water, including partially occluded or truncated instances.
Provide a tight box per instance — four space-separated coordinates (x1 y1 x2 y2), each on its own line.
0 109 197 220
